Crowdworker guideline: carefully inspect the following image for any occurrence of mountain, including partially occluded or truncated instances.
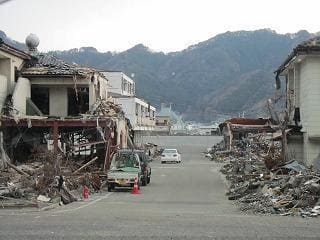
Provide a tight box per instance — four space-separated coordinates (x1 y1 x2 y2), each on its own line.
1 29 314 121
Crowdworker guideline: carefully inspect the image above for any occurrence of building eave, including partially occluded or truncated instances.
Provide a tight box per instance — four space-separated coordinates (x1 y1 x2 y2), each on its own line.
275 44 320 75
0 39 31 60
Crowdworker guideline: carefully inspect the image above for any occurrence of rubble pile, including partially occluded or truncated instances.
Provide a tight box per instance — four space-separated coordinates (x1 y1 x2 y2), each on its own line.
0 149 106 208
88 98 123 117
207 136 320 217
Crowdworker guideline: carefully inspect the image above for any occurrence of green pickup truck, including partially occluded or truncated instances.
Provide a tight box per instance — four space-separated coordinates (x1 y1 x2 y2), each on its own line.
107 150 141 192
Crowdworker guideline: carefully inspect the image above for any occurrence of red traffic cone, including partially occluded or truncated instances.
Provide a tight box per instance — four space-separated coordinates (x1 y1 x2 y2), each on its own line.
83 185 90 201
131 178 140 194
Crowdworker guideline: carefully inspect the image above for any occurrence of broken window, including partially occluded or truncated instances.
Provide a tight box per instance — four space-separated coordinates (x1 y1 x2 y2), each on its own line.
67 88 89 116
14 66 19 82
31 87 49 115
135 103 139 116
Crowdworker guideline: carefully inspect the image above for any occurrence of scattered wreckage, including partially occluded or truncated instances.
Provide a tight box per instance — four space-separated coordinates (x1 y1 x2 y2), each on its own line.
0 98 125 208
0 150 103 208
206 130 320 218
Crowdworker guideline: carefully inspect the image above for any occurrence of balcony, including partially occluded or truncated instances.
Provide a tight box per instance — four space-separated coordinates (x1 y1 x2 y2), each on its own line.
136 116 155 127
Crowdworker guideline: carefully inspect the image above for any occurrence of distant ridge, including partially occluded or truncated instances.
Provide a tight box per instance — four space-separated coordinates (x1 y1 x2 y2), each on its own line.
1 29 314 121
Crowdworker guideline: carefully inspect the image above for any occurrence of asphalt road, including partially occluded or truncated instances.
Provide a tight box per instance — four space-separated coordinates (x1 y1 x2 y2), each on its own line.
1 136 320 240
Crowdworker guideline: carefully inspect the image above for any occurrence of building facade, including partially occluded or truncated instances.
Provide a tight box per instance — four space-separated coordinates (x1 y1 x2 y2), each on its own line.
276 36 320 167
155 115 171 134
0 39 31 114
102 71 156 145
103 71 135 97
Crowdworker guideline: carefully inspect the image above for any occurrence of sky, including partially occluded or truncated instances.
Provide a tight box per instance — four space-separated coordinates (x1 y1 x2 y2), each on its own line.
0 0 319 53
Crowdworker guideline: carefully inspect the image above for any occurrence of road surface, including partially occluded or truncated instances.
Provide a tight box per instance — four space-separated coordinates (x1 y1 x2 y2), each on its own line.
1 136 320 239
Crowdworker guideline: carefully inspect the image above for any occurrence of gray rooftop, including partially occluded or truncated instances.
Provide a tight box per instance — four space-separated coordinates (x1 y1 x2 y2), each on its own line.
21 53 100 77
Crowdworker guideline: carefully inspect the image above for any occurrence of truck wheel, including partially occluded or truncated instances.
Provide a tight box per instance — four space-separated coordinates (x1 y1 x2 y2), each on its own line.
142 177 147 186
108 183 114 192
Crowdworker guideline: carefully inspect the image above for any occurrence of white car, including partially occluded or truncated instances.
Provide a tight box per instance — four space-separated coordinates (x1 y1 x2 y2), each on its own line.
161 149 181 163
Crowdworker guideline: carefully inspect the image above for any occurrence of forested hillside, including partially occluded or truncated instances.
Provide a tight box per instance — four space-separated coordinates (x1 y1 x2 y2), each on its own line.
1 29 313 121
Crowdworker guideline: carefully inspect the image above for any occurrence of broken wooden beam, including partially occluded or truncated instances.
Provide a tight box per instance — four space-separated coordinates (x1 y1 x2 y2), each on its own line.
71 140 106 149
73 157 98 174
6 162 30 177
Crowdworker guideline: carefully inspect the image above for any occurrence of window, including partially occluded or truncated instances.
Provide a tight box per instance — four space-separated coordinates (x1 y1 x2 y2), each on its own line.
135 103 139 116
121 78 125 92
67 88 89 116
14 67 19 82
31 87 49 115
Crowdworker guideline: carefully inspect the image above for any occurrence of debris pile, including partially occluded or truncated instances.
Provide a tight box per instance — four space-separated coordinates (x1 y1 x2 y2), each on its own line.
207 135 320 217
0 149 106 208
88 98 123 117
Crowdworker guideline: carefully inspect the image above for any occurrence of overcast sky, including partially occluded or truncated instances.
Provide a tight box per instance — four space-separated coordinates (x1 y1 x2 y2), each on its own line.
0 0 319 53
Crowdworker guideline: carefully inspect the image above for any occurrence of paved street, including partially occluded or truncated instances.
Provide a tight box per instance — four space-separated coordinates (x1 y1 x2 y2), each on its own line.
1 136 320 239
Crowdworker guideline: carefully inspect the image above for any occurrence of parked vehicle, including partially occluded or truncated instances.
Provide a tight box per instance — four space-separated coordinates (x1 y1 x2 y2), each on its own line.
107 150 141 192
134 150 152 186
161 148 181 163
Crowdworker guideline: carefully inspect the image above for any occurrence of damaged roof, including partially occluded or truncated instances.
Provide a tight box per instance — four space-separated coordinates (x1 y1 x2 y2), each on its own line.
219 118 277 133
0 38 31 60
276 35 320 74
225 118 273 126
21 53 99 77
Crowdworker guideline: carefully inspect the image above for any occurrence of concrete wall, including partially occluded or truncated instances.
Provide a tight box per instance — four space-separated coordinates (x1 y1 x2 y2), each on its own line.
99 78 108 99
0 51 24 94
49 87 68 116
299 58 320 135
12 77 31 115
115 118 127 148
0 74 7 110
303 133 320 168
0 59 11 93
287 135 304 163
115 97 135 124
294 64 301 107
103 72 123 95
89 83 96 110
298 57 320 166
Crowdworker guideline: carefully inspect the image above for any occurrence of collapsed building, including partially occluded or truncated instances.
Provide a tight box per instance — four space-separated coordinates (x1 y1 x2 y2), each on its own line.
219 118 278 150
0 34 132 166
0 34 133 206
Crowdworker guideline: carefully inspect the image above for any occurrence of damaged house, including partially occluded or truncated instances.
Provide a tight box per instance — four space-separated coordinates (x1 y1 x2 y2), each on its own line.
0 34 130 170
219 118 277 150
275 36 320 168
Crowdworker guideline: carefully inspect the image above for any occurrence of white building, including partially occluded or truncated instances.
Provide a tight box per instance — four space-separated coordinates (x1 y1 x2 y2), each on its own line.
115 96 156 131
103 71 135 97
198 125 220 136
102 71 156 145
276 36 320 167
